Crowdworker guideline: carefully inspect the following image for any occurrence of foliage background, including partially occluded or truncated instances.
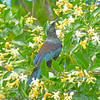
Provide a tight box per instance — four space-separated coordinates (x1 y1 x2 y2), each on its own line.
0 0 100 100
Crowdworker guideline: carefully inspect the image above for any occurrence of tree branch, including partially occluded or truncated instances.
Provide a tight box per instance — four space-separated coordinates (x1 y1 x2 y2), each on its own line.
32 0 35 16
44 0 53 21
20 0 30 13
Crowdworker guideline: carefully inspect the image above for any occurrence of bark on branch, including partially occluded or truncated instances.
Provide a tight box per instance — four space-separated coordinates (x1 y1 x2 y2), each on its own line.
32 0 35 16
20 0 30 13
44 0 53 21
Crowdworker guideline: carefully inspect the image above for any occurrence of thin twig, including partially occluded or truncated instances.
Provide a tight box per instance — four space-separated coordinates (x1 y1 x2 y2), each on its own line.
90 72 100 75
20 0 30 13
32 0 35 16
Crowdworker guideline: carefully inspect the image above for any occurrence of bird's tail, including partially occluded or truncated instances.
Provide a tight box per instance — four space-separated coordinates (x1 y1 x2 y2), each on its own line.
27 67 41 85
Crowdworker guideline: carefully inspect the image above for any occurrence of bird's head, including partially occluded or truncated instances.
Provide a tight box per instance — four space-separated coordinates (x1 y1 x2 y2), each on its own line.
47 19 58 35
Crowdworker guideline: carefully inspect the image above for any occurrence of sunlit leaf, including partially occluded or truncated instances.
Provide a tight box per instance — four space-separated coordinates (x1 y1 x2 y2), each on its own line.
40 59 49 78
72 52 89 69
52 59 64 72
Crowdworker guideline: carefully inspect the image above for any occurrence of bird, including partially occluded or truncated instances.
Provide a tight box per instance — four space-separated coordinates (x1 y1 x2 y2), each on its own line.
27 19 62 85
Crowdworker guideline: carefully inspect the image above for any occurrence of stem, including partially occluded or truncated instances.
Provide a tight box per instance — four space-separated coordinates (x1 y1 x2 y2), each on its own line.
90 72 100 75
21 87 28 99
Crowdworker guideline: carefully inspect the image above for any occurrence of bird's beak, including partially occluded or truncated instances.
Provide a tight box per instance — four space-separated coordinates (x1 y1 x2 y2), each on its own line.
51 19 58 26
53 18 58 23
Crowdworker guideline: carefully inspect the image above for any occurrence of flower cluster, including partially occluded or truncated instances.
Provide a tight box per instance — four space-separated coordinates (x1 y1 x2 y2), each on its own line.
0 42 20 71
54 0 73 15
3 71 27 89
29 78 75 100
0 1 99 100
75 26 100 49
0 94 5 99
29 78 44 99
74 5 83 17
26 16 37 24
28 66 96 100
61 67 96 88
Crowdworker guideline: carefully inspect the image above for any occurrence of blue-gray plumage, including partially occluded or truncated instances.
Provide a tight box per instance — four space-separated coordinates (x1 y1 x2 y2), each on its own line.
27 19 62 84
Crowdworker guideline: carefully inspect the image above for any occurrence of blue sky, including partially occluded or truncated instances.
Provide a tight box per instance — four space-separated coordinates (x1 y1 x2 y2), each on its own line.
1 0 100 6
1 0 32 6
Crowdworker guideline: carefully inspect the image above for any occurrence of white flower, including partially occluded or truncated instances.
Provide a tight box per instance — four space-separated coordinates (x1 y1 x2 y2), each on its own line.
10 71 19 80
31 78 39 86
49 72 54 78
78 81 82 87
88 27 94 34
29 42 34 48
84 70 89 77
68 16 74 23
0 61 4 66
52 91 60 100
56 30 61 36
5 48 19 57
75 30 86 37
59 0 63 1
20 73 27 82
4 71 19 81
64 92 74 100
0 4 5 8
84 70 96 84
92 33 99 42
91 55 96 62
70 91 74 96
63 4 68 13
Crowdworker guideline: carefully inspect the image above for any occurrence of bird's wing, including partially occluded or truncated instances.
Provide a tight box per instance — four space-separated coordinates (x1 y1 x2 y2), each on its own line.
33 54 39 66
33 41 62 65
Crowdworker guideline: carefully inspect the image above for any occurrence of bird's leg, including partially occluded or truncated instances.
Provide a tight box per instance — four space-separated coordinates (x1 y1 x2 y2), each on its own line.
47 60 59 75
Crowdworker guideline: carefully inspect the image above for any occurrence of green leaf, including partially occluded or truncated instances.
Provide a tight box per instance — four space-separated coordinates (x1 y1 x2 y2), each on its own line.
8 92 18 97
0 18 4 23
22 18 25 28
13 26 23 35
67 64 76 71
59 64 64 72
43 21 49 34
96 53 100 59
18 7 21 21
11 40 26 46
72 52 89 69
65 83 75 91
3 8 10 19
52 60 64 72
73 94 88 100
14 67 26 73
90 63 100 71
90 7 100 19
21 87 28 99
3 71 11 79
63 31 73 53
64 31 73 45
0 28 8 38
73 0 80 6
87 41 98 58
3 71 11 87
18 87 25 99
92 18 100 26
70 44 80 54
40 59 49 78
74 24 84 30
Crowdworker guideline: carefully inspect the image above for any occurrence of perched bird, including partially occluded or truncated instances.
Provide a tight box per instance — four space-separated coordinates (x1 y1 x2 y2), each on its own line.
27 19 62 84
